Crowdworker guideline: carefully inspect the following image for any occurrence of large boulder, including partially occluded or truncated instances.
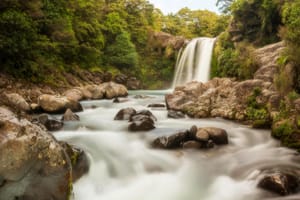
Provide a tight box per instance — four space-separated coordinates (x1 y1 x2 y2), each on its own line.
258 172 300 196
99 82 128 99
0 107 72 200
1 93 30 112
82 85 105 100
38 94 83 114
63 88 84 102
203 127 228 145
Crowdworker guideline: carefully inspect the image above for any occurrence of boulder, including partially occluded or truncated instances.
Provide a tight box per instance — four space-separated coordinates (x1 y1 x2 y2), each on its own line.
0 107 72 200
258 172 299 196
99 82 128 99
83 85 105 100
114 74 128 85
167 110 185 119
131 110 157 122
64 88 84 102
59 142 89 182
204 127 228 145
36 114 64 131
128 117 155 132
166 131 190 148
1 93 30 112
114 108 136 120
62 108 80 121
194 129 210 142
38 94 83 113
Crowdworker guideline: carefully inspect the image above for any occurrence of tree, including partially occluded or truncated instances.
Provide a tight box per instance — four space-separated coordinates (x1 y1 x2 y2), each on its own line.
105 31 138 68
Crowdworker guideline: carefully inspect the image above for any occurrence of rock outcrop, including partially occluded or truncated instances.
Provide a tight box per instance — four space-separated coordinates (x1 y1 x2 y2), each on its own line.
166 78 276 122
0 107 71 199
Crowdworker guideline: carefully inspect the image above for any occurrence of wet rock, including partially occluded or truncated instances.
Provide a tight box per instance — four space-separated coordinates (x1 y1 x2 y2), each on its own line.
131 110 157 122
114 108 136 120
164 131 190 149
182 141 203 149
37 114 64 131
0 107 72 200
152 136 168 148
204 127 228 145
38 94 82 113
134 95 152 99
148 103 166 108
194 129 210 142
60 142 89 182
2 93 30 112
128 117 155 131
258 172 300 196
206 140 215 148
62 108 80 121
167 110 185 119
189 125 198 136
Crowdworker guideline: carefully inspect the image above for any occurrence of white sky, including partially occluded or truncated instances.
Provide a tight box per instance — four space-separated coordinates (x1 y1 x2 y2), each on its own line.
148 0 219 14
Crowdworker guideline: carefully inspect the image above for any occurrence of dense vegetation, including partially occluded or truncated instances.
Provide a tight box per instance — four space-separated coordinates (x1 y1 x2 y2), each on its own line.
213 0 300 151
213 0 300 92
0 0 227 88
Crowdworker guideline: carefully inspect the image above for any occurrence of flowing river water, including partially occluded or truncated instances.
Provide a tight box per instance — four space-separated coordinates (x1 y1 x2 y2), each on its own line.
54 90 300 200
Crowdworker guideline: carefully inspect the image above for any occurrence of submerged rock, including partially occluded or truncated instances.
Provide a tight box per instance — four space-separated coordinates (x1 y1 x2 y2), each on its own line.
167 110 185 119
0 107 72 200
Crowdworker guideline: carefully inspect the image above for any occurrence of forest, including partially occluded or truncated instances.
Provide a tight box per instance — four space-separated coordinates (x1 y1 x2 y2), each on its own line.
0 0 227 88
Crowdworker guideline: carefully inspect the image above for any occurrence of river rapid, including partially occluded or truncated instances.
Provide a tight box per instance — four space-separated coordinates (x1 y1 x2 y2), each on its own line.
54 90 300 200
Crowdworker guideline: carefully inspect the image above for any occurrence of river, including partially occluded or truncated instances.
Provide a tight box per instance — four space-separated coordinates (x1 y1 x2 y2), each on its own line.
54 90 300 200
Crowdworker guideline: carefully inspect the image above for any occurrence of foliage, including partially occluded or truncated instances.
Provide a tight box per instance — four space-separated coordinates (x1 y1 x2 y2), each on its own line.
246 87 271 128
105 31 138 69
161 8 229 39
212 32 258 80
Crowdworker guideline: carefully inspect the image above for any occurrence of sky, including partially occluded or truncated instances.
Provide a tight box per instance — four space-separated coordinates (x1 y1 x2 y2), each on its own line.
147 0 219 14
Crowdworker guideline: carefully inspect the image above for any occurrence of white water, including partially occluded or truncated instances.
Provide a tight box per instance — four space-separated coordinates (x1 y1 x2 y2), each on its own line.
54 91 300 200
172 37 216 88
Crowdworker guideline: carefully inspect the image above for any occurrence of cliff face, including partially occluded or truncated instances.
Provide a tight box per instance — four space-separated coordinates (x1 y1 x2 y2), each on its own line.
148 31 188 55
166 41 300 150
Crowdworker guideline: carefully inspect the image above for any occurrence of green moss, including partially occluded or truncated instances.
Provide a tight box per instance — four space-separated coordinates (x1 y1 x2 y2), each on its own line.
271 121 294 139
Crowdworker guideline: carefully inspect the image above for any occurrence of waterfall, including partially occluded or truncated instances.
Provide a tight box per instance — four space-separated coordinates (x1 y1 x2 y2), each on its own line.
172 37 216 88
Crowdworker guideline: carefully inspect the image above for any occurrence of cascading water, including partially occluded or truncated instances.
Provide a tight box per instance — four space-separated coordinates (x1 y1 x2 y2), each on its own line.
172 37 216 88
53 91 300 200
